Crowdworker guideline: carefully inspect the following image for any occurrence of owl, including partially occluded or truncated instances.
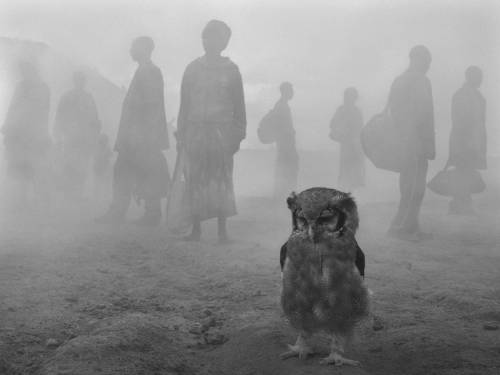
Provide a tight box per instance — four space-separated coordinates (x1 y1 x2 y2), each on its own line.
279 187 369 366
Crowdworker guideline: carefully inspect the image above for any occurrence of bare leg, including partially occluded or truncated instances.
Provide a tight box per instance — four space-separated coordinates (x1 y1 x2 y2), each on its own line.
183 216 201 241
218 215 228 243
319 334 360 366
280 332 313 360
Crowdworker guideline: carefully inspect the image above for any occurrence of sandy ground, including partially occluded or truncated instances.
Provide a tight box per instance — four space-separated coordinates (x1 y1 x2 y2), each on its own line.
0 150 498 375
0 191 499 375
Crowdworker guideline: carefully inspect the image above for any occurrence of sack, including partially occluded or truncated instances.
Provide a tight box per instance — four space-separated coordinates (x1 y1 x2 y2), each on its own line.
257 109 277 144
361 112 406 173
427 168 486 196
165 150 191 234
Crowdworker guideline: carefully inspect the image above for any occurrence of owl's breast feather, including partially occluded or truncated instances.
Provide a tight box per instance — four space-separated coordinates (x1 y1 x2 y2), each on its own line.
281 234 368 331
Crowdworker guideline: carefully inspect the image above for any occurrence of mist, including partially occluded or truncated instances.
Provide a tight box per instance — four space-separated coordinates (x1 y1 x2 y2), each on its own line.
0 1 499 374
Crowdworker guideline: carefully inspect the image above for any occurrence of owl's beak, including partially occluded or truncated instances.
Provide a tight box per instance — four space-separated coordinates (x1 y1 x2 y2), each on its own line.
308 224 320 243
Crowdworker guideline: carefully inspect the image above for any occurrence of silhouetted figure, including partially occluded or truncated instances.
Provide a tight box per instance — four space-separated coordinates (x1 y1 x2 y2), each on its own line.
271 82 299 200
177 20 246 242
387 46 435 241
329 87 365 191
54 71 101 199
2 61 51 208
98 36 169 225
447 66 487 215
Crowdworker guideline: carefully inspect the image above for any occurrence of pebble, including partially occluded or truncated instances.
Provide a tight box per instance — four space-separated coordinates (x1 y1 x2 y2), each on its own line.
201 317 217 332
189 323 203 335
202 309 212 317
204 332 227 345
46 338 60 348
483 323 499 331
372 317 384 331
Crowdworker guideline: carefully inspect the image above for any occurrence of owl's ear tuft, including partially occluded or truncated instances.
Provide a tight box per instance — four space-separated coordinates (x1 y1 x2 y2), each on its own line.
286 192 298 210
334 193 359 233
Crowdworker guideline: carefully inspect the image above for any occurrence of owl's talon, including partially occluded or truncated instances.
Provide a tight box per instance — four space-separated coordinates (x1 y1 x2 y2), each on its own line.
319 352 360 366
280 343 313 360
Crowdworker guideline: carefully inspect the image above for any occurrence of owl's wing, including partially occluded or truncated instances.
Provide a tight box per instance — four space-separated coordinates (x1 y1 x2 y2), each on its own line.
354 239 365 279
280 242 288 271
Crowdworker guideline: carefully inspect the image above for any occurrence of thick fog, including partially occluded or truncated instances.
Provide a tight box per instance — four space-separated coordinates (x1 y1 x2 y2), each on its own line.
0 1 499 374
2 0 499 152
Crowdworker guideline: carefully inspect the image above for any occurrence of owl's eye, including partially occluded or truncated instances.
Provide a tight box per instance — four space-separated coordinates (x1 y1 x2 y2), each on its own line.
316 210 339 231
296 214 308 229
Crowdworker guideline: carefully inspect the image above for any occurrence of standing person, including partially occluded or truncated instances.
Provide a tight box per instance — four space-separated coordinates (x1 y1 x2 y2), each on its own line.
387 45 435 241
447 66 487 215
98 36 169 225
271 82 299 201
1 60 51 208
329 87 365 191
177 20 246 243
54 71 101 199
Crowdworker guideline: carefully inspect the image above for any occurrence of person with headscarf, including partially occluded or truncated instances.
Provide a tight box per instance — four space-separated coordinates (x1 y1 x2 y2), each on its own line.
387 45 435 242
329 87 365 191
177 20 246 242
98 36 169 225
54 71 101 199
446 66 487 215
2 60 51 206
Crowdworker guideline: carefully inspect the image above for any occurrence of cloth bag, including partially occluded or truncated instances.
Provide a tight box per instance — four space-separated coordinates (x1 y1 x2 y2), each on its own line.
257 108 278 144
427 167 486 196
361 110 406 173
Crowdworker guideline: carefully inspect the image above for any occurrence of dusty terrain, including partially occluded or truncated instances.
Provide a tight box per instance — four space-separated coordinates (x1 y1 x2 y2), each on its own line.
0 193 499 375
0 152 499 375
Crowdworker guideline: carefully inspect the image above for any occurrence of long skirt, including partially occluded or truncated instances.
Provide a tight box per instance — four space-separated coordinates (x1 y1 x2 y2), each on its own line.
184 125 236 221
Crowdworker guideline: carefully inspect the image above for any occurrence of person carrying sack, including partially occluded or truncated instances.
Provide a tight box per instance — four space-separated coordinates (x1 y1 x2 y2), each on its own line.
384 45 436 242
257 82 299 201
427 66 487 215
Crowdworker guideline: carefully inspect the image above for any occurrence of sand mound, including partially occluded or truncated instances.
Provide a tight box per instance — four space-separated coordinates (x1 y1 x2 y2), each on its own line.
40 312 204 375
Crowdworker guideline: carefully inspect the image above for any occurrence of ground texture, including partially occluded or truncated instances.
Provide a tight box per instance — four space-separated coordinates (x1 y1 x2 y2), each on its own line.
0 195 499 375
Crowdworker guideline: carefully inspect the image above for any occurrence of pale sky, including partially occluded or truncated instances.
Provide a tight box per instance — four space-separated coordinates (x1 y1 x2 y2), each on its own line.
1 0 499 152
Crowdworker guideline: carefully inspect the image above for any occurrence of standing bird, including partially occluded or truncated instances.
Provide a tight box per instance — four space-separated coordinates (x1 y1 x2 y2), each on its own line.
280 187 369 366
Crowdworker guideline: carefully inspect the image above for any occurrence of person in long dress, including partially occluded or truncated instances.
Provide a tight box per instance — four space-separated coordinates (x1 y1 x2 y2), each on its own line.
329 87 365 191
177 20 246 242
271 82 299 201
447 66 487 215
54 71 101 199
98 36 169 225
2 61 51 208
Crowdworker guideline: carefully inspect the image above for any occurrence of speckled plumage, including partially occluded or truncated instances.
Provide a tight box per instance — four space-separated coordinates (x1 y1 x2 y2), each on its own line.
281 187 369 337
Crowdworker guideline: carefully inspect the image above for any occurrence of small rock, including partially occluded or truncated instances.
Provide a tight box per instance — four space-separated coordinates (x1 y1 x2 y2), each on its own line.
46 338 60 348
202 309 212 317
369 346 383 353
483 323 499 331
372 317 384 331
189 323 203 335
201 317 217 332
204 332 227 345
